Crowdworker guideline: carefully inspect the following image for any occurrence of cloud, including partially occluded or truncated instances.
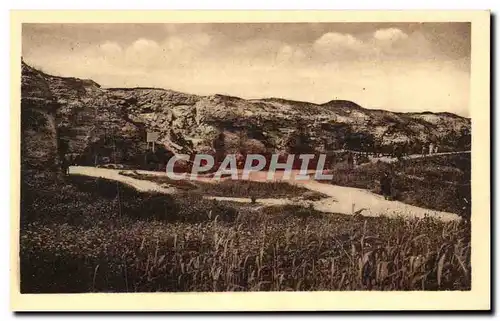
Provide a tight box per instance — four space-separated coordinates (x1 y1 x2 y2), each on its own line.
313 32 364 54
163 33 211 51
161 33 212 63
99 41 123 55
130 38 160 51
123 38 162 68
275 44 306 65
373 28 409 42
92 34 214 70
310 28 436 61
21 24 470 117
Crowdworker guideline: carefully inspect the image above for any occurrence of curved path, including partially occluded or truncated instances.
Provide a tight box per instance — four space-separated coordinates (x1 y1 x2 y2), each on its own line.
69 166 177 194
69 166 461 222
293 180 460 221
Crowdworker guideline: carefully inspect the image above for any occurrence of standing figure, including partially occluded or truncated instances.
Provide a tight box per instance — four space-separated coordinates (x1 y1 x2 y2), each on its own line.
402 142 408 157
428 143 435 155
347 152 354 168
61 154 71 176
380 171 393 200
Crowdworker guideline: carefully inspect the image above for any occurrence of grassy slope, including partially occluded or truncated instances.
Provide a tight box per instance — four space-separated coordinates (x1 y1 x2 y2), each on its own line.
20 174 470 292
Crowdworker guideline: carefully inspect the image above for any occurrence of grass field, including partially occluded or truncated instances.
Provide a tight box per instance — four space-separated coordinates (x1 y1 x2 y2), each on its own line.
20 173 471 292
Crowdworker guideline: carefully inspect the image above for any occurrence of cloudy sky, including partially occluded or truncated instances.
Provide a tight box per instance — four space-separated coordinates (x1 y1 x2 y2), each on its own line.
22 23 471 116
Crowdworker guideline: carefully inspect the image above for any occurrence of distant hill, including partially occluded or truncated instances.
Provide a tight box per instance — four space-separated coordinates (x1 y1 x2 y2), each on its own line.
20 60 471 170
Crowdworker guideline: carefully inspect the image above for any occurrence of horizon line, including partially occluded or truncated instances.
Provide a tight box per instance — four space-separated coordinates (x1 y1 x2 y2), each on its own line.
21 58 471 119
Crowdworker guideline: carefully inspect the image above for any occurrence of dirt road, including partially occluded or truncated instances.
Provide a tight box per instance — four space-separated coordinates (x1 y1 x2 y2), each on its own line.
69 166 462 222
69 166 176 194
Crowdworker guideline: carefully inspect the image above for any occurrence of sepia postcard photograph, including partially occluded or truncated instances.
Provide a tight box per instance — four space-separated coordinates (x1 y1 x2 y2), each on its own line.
10 10 490 311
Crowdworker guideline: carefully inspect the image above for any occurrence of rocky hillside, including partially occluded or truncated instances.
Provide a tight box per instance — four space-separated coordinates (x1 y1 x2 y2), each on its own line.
20 61 471 170
21 61 61 173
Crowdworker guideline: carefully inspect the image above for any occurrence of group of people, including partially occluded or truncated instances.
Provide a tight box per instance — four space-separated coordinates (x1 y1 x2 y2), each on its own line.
425 143 439 155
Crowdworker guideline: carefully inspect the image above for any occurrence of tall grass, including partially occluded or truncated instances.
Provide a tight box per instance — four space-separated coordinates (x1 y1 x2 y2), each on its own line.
20 175 470 292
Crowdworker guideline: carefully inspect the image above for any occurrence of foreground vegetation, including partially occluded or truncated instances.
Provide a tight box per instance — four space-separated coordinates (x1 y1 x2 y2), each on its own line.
20 172 471 292
326 154 471 217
